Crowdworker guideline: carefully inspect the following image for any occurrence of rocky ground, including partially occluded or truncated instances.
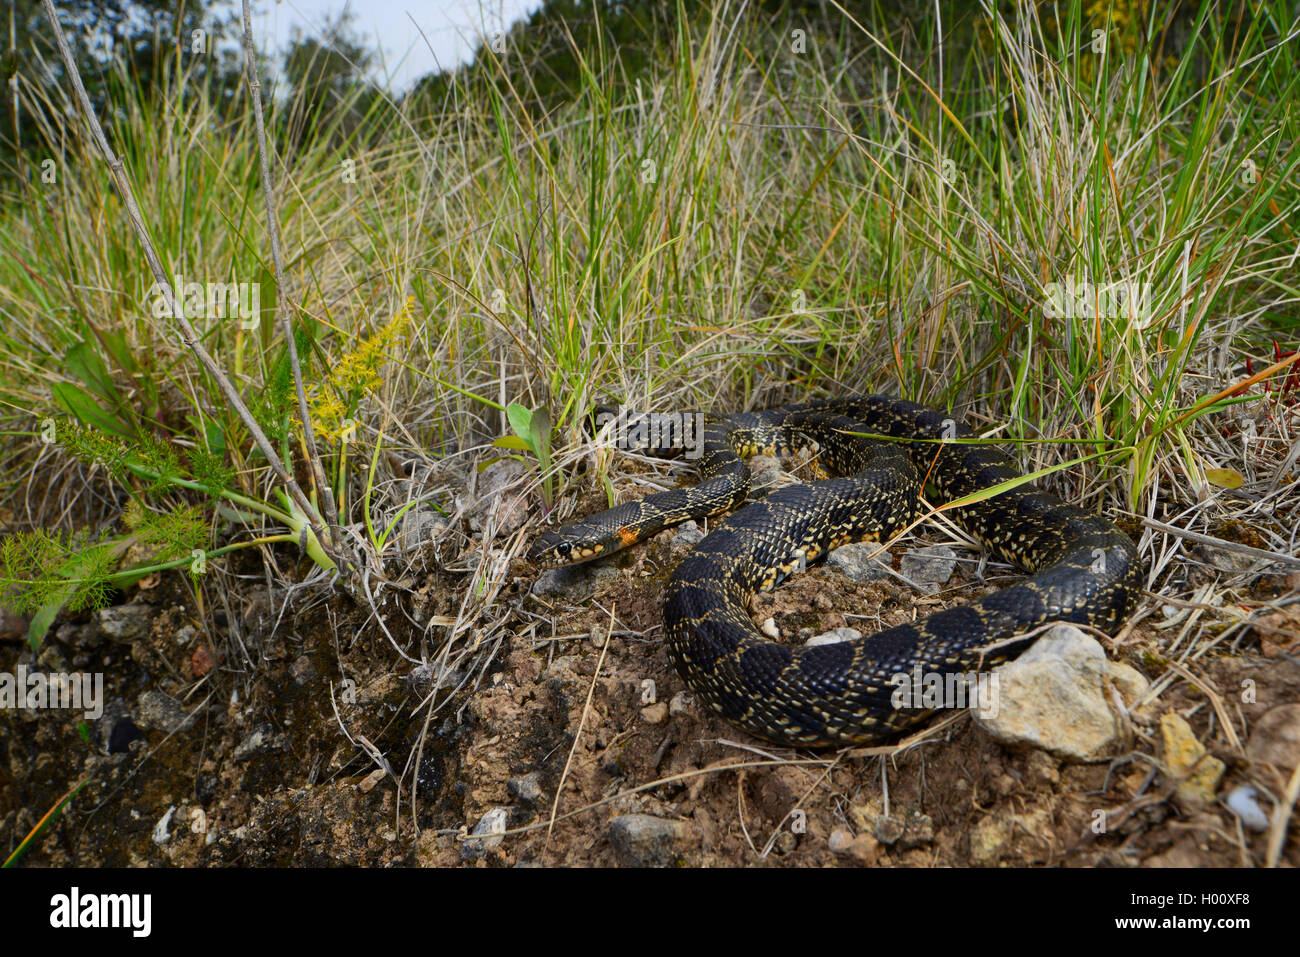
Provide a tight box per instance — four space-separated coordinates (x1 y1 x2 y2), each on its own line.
2 454 1299 868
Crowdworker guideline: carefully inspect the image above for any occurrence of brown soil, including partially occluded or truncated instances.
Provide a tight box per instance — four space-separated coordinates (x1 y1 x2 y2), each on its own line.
4 516 1298 868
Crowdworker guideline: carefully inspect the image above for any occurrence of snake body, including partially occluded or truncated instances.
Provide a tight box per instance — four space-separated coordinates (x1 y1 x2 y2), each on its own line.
528 395 1140 748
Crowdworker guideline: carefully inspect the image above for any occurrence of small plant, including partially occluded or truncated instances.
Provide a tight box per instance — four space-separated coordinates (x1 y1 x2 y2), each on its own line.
493 403 555 509
0 414 337 650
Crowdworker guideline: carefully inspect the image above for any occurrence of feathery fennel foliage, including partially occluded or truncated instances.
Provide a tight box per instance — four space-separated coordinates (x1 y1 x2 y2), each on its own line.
0 419 219 648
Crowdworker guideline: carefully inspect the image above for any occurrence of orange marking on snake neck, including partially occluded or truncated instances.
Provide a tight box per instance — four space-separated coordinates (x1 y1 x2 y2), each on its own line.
618 527 639 546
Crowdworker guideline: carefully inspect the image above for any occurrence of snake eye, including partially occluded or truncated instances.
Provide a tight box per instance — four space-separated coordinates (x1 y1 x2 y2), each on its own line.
556 542 572 559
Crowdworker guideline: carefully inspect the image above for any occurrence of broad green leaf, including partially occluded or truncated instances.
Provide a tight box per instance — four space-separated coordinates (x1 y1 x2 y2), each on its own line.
26 598 62 653
51 382 131 437
186 415 228 458
476 454 525 472
98 328 139 379
506 402 533 444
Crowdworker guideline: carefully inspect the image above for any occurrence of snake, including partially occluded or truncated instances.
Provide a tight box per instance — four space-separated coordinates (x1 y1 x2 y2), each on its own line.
527 395 1140 748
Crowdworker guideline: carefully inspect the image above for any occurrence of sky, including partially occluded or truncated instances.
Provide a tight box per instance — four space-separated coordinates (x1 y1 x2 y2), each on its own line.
247 0 544 93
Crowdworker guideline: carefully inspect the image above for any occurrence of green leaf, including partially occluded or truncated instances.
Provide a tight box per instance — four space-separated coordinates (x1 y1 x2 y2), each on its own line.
493 435 531 451
51 383 131 438
528 407 554 507
64 341 117 405
377 500 423 552
26 598 62 652
476 454 525 472
528 407 552 467
506 402 534 443
187 416 228 459
24 541 128 651
97 328 139 380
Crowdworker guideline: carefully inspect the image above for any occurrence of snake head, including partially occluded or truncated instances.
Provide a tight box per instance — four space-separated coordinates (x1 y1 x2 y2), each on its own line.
525 528 570 566
527 523 619 567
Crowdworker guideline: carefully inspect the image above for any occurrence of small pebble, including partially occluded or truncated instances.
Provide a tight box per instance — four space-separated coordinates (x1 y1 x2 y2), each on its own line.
462 808 509 860
828 827 855 853
1225 786 1270 832
806 627 862 647
152 806 176 845
671 521 705 548
901 544 957 585
508 772 544 807
873 817 905 845
191 645 215 678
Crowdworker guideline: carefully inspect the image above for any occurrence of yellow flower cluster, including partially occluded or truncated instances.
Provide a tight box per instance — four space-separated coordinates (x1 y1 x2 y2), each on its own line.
311 296 414 443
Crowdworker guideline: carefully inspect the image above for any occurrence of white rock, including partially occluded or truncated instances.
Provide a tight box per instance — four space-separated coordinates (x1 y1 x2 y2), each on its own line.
806 627 863 646
462 807 510 860
152 805 176 845
972 625 1123 762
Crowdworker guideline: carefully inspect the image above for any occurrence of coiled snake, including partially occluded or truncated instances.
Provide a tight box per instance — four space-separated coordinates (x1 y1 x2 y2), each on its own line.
528 396 1140 748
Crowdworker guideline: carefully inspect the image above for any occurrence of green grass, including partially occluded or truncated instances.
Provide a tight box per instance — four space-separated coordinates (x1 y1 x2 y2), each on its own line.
0 0 1297 639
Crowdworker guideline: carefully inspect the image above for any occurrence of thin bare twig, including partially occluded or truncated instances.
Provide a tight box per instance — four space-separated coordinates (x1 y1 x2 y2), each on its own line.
1142 517 1300 568
238 0 343 553
1267 758 1300 868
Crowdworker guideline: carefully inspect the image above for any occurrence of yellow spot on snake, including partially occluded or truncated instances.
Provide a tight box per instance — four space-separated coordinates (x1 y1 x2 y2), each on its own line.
618 527 639 546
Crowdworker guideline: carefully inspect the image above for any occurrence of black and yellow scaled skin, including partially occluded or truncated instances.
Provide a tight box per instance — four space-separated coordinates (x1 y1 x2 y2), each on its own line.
527 395 1141 748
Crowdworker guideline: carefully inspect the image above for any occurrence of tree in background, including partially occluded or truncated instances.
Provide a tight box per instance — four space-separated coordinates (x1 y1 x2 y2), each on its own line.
2 0 246 188
279 8 381 153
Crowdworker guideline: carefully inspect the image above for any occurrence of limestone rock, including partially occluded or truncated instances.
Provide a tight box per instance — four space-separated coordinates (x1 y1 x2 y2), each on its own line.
1159 712 1226 805
972 626 1123 761
827 543 891 582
